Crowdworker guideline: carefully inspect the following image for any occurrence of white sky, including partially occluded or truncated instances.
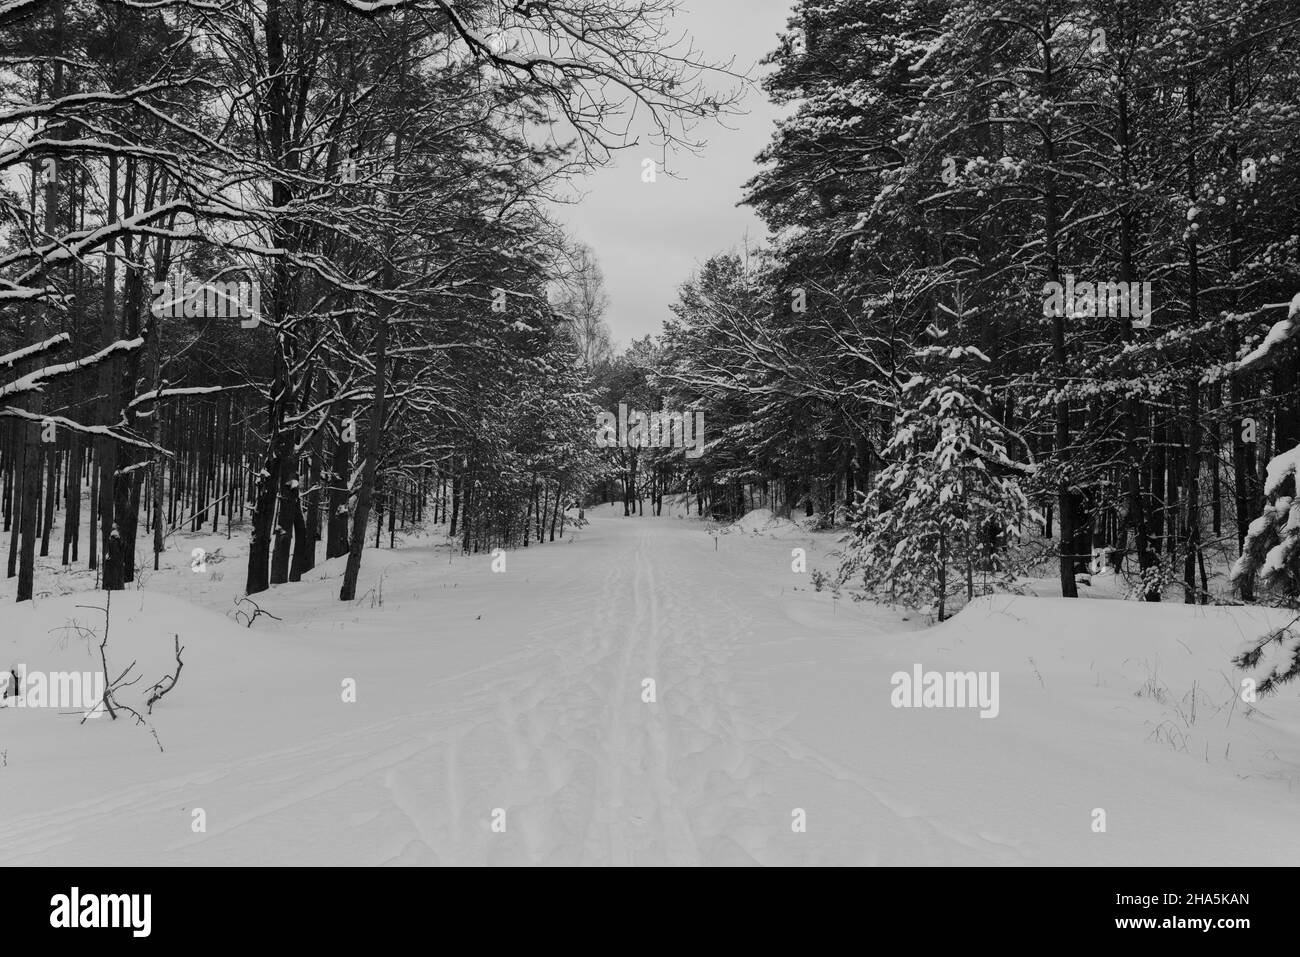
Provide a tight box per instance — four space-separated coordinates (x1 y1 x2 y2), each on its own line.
551 0 794 348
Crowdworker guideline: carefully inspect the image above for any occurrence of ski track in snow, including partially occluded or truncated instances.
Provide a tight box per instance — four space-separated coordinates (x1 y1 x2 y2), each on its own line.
0 515 890 865
4 506 1298 866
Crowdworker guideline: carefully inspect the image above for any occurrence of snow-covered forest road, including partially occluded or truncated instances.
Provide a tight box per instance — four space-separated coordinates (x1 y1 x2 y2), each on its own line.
4 505 1300 866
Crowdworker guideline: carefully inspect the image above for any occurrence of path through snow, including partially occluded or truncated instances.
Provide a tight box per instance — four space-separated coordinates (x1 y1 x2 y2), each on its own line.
3 504 1299 865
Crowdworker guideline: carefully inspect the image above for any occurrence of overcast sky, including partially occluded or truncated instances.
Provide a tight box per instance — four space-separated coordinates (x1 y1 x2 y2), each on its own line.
551 0 794 349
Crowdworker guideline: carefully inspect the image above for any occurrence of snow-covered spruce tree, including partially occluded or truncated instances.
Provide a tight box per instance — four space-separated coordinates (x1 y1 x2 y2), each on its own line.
1230 293 1300 604
1232 447 1300 693
839 340 1037 620
1230 446 1300 602
1232 451 1300 693
1229 294 1300 693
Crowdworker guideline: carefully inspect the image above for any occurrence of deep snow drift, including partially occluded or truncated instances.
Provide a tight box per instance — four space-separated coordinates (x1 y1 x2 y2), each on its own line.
2 503 1298 865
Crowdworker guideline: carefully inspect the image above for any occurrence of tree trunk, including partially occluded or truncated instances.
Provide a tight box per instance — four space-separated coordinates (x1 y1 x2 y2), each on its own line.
339 258 394 599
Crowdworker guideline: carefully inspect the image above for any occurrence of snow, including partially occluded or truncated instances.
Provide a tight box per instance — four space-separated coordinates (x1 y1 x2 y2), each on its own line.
1264 443 1300 497
1262 536 1296 579
2 504 1300 865
0 332 70 367
0 337 144 401
1235 291 1300 371
722 507 809 537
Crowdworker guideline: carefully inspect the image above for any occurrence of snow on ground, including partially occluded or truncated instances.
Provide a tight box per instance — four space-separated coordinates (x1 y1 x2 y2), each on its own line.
2 502 1299 865
722 507 810 538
